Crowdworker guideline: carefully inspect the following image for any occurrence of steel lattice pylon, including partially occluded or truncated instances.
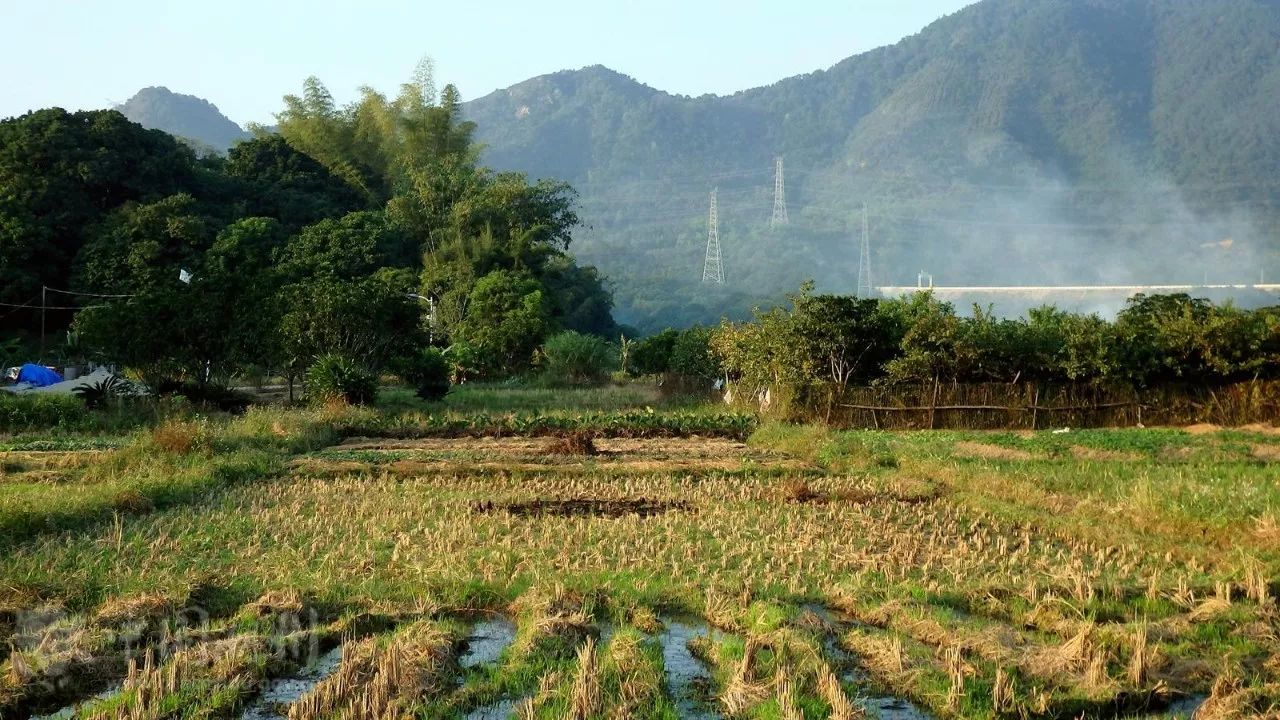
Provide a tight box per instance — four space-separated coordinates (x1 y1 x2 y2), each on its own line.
702 188 723 283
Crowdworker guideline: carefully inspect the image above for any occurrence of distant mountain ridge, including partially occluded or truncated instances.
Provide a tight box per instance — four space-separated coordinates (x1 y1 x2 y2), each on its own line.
464 0 1280 331
117 86 248 153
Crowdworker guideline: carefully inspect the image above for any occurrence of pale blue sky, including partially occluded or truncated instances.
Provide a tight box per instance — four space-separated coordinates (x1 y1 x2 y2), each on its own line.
3 1 975 126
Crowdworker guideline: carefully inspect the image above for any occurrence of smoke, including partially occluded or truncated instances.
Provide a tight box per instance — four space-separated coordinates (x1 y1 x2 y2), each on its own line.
862 127 1278 318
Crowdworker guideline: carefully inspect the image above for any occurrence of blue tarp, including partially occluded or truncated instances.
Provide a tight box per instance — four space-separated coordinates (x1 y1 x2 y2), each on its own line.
17 364 62 387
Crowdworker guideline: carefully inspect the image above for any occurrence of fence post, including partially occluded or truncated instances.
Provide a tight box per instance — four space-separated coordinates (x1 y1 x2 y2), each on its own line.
929 377 940 430
1031 385 1039 431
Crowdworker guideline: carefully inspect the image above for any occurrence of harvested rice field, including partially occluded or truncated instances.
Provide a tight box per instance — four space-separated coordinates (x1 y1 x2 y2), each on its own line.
1 396 1278 719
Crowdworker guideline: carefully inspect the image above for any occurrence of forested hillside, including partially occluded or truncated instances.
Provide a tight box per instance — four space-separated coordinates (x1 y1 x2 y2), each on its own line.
465 0 1280 332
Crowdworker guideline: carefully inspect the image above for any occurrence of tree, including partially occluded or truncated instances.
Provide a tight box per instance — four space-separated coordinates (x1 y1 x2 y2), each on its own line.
670 326 720 381
73 213 286 387
789 289 894 386
0 109 200 311
278 211 415 281
74 194 213 294
452 270 551 376
224 134 365 231
631 329 679 376
880 292 975 384
278 269 422 377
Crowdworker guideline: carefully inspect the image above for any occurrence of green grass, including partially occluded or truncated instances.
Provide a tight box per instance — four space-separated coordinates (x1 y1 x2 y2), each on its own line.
377 381 712 415
2 390 1277 718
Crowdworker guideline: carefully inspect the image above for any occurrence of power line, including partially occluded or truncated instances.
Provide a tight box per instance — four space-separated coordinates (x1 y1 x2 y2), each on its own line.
42 286 135 298
0 300 102 310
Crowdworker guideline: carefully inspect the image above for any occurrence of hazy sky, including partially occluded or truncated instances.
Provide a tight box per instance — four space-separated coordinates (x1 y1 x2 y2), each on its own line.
3 1 975 126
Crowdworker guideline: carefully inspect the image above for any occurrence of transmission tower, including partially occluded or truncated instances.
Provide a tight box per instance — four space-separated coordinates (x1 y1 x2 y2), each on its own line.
770 156 789 227
856 203 873 297
702 188 724 283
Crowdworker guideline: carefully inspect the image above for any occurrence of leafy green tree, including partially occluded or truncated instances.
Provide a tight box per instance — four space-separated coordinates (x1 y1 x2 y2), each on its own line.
279 211 414 281
670 326 720 381
453 270 551 376
0 109 201 310
278 269 422 377
1025 307 1117 383
274 60 475 206
788 289 894 386
631 329 680 376
224 134 365 230
880 292 976 384
73 213 286 387
74 194 213 294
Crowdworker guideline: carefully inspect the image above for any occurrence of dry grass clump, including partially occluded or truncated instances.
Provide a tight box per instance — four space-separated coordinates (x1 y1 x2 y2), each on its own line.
1193 673 1280 720
94 636 267 719
1242 557 1272 606
774 665 805 720
991 667 1015 714
569 636 601 719
721 636 771 716
1127 623 1151 686
817 664 863 720
510 586 595 659
842 631 910 683
150 419 209 455
287 621 454 720
781 478 821 504
952 442 1034 461
93 593 173 627
5 607 95 688
627 605 662 634
547 430 598 456
244 589 306 617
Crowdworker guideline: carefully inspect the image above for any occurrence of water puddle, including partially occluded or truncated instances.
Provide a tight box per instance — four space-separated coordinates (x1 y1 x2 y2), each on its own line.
238 645 344 720
861 696 933 719
1154 695 1207 718
460 616 517 669
658 616 722 719
798 604 934 720
30 685 121 720
462 697 522 720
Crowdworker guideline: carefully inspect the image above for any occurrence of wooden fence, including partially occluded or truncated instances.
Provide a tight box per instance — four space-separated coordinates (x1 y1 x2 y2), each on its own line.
783 380 1280 429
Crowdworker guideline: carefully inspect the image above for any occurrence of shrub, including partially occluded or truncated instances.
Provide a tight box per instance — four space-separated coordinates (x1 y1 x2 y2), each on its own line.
542 331 615 385
669 327 720 381
155 381 253 413
397 347 451 401
306 353 378 405
630 329 679 376
73 376 137 409
0 393 88 431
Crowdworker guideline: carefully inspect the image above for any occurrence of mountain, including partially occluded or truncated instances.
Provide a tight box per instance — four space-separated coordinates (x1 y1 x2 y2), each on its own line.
465 0 1280 332
117 86 249 153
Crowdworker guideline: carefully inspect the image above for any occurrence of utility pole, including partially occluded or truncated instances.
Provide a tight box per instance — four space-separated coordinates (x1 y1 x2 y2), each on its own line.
39 285 46 362
702 188 724 283
857 204 873 297
771 156 789 227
